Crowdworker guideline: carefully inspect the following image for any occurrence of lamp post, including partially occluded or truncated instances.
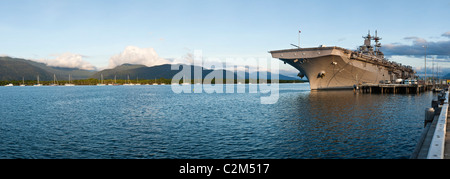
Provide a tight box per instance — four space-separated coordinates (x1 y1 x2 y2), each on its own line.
298 30 301 49
423 45 427 85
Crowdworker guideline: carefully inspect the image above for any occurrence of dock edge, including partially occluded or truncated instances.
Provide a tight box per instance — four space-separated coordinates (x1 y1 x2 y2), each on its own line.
427 91 449 159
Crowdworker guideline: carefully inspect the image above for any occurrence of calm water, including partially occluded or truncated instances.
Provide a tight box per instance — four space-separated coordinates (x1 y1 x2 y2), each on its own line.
0 83 435 159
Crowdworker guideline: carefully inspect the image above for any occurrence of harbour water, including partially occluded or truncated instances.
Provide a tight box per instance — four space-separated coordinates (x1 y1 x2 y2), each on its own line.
0 83 435 159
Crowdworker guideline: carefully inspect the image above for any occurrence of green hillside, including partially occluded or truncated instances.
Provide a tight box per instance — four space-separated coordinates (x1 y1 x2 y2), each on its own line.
91 63 300 81
0 57 53 81
0 56 95 81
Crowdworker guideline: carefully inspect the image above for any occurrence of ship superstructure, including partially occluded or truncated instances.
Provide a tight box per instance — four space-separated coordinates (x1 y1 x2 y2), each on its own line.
270 31 415 90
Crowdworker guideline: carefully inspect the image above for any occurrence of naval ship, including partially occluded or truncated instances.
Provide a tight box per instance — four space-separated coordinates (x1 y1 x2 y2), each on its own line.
270 31 415 90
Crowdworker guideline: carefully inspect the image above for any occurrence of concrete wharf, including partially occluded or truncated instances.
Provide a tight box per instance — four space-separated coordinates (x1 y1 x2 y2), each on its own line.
357 84 433 94
411 90 450 159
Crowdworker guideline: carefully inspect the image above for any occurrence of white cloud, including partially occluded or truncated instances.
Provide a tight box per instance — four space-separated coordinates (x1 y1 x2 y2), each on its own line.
403 36 427 44
383 32 450 56
40 52 96 70
108 46 171 69
171 52 195 65
443 31 450 38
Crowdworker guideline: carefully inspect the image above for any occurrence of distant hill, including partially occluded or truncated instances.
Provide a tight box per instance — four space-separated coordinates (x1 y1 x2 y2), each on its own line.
91 63 300 81
0 57 53 81
91 63 234 80
0 57 299 82
0 56 95 81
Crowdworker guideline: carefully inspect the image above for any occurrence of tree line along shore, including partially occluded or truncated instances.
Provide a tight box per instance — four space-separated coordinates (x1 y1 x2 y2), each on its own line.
0 78 306 86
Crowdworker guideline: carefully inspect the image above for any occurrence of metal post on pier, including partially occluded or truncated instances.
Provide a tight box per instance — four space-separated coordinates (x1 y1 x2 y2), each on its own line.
423 45 428 85
298 29 301 48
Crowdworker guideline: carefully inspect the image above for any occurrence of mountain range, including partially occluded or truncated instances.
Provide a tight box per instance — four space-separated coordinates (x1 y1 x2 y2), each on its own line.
0 56 300 81
0 56 95 81
91 63 299 81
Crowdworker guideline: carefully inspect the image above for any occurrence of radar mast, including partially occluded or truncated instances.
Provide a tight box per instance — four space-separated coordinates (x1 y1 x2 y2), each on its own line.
358 30 383 58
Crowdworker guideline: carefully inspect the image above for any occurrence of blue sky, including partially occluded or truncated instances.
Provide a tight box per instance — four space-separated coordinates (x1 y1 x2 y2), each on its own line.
1 0 449 73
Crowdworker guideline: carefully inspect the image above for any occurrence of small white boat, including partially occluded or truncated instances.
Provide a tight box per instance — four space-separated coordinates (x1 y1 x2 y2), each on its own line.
97 74 105 86
110 75 119 86
135 76 141 85
33 75 42 86
5 83 13 87
20 77 25 86
65 74 75 86
49 74 59 86
123 75 134 86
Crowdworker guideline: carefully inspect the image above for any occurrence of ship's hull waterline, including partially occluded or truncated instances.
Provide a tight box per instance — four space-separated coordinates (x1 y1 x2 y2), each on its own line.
270 47 414 90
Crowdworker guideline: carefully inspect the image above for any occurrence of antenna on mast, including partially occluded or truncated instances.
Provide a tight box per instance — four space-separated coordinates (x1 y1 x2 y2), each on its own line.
363 30 372 40
361 30 374 54
373 30 381 51
373 30 382 54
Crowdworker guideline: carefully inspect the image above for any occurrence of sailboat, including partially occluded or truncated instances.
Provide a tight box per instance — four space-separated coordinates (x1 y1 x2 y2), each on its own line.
33 75 42 86
20 77 25 86
123 75 134 86
152 78 158 85
50 74 59 86
113 75 119 86
135 76 141 85
97 74 106 86
108 75 118 85
65 74 75 86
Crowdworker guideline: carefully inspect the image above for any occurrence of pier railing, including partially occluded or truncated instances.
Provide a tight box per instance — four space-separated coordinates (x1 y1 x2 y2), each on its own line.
427 90 449 159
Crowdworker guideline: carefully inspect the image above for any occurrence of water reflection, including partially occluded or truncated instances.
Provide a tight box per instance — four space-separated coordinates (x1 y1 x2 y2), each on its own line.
0 84 436 159
275 90 435 158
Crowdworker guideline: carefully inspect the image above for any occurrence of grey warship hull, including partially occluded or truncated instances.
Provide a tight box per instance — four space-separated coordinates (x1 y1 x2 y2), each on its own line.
270 32 415 90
